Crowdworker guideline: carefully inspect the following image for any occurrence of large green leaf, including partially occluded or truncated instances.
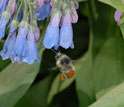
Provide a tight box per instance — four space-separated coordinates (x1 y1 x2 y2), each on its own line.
89 81 124 107
76 1 124 106
98 0 124 11
95 85 116 100
89 1 124 95
76 31 95 107
0 47 44 107
93 37 124 94
15 73 54 107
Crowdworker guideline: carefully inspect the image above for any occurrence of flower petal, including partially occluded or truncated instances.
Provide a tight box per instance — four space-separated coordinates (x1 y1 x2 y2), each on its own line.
59 24 74 49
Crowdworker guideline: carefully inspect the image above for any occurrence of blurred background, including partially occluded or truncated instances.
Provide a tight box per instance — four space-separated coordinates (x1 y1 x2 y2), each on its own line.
0 0 124 107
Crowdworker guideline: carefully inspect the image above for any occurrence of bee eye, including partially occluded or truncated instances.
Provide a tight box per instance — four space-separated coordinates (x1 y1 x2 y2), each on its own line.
55 54 62 60
55 56 60 59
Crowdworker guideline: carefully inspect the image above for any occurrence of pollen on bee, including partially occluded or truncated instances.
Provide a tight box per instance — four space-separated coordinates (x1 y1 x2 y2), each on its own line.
60 74 65 80
65 70 76 78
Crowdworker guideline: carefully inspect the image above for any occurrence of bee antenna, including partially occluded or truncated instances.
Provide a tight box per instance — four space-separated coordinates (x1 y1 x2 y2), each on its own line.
57 49 61 53
50 49 57 54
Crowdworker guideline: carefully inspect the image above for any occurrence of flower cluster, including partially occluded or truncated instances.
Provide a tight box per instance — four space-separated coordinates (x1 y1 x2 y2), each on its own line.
43 0 79 49
0 0 79 64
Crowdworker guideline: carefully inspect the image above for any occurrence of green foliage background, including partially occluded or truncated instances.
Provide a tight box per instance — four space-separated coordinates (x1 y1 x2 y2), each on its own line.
0 0 124 107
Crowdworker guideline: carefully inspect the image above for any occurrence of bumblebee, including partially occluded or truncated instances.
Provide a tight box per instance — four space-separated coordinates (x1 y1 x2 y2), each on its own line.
55 52 76 80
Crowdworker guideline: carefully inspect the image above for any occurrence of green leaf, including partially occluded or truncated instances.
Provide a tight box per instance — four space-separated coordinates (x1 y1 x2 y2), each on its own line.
98 0 124 11
15 73 54 107
89 82 124 107
0 40 10 71
76 1 124 106
120 13 124 38
92 37 124 94
88 0 124 94
96 85 116 100
47 73 75 104
0 47 44 107
76 32 95 107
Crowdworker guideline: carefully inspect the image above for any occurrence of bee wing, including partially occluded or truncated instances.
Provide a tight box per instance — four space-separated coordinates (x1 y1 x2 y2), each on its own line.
47 66 57 71
72 59 84 65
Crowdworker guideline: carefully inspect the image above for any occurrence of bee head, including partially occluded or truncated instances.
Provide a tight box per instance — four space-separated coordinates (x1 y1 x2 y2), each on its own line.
55 52 63 60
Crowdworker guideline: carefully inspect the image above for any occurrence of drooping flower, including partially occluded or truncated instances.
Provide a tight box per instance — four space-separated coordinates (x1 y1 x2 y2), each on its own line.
0 0 79 65
13 21 28 63
35 2 51 20
59 10 74 49
71 8 78 23
0 0 8 14
37 0 44 8
23 28 40 64
43 10 61 49
7 0 16 15
0 20 17 62
0 11 11 39
114 10 123 26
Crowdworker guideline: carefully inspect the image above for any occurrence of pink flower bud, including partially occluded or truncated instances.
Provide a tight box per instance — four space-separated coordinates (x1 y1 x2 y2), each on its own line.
71 8 78 23
75 0 79 9
50 0 54 6
114 10 123 26
10 2 16 15
37 0 44 8
6 0 16 15
34 27 40 41
44 0 50 2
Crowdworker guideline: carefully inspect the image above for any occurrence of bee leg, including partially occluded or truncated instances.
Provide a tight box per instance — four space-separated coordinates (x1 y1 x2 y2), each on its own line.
60 73 66 80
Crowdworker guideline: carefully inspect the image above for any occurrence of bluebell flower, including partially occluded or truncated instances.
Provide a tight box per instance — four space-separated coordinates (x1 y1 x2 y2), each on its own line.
0 11 11 39
0 20 18 62
35 2 51 20
43 11 61 49
13 21 28 63
59 11 74 49
23 29 40 64
59 24 74 49
0 0 8 14
43 25 59 49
